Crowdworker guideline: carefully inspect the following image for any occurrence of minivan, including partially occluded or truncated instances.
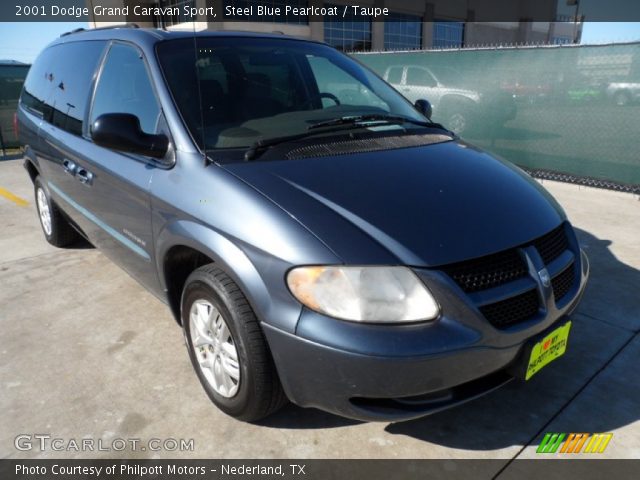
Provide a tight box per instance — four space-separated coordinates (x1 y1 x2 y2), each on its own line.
17 27 588 422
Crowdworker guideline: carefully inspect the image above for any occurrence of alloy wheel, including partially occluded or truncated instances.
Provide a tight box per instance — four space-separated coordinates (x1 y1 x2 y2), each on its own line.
36 188 52 236
189 299 240 398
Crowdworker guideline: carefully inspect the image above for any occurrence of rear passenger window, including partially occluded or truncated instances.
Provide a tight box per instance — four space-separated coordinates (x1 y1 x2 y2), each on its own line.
21 48 56 117
406 67 436 87
90 43 160 135
21 41 106 136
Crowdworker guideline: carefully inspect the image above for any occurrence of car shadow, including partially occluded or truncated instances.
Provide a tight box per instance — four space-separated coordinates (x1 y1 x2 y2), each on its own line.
259 228 640 447
256 402 361 429
384 227 639 449
67 236 94 250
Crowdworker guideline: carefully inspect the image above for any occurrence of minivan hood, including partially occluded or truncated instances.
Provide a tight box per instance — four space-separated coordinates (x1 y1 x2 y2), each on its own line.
222 140 565 266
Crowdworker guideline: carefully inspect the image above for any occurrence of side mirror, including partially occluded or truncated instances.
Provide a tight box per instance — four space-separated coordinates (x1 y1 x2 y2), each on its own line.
414 99 433 120
91 113 168 159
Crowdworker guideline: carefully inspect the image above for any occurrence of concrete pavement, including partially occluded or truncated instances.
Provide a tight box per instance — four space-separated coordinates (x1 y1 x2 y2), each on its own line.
1 158 638 468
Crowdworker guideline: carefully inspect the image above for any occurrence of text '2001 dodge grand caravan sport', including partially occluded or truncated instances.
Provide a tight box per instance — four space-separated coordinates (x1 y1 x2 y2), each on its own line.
17 27 588 422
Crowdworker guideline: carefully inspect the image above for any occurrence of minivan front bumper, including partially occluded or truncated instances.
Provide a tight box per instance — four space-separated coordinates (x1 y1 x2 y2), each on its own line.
262 249 588 422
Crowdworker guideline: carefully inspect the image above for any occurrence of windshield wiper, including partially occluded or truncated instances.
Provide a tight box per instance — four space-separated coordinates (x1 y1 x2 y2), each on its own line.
308 114 435 130
244 115 447 161
244 127 346 161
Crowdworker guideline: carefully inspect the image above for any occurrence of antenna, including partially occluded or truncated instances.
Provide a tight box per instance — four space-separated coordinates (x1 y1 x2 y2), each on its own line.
191 19 208 166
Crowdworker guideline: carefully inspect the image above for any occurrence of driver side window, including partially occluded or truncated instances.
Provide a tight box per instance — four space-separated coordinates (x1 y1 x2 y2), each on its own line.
91 43 161 135
307 55 388 109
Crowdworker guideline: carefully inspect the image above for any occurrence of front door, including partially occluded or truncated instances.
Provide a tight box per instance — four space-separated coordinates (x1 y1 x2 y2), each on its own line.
74 41 169 292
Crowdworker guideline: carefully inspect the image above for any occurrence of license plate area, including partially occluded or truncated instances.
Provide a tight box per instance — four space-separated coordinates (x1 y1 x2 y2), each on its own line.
509 320 572 380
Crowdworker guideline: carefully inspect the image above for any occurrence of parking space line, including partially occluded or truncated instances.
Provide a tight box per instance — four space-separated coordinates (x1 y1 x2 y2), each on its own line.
0 187 29 207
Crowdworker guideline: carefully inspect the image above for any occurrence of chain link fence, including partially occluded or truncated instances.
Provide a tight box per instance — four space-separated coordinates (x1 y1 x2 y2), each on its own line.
354 42 640 193
3 44 640 193
0 62 29 157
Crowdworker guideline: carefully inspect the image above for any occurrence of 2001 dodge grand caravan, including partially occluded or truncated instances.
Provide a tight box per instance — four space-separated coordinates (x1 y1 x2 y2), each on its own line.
17 27 588 422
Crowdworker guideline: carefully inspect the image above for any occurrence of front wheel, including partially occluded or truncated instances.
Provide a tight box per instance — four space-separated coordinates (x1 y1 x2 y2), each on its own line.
440 99 476 135
446 111 469 135
182 264 287 421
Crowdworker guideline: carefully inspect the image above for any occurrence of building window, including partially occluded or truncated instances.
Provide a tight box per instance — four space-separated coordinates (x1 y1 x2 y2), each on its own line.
433 20 464 48
157 0 196 27
223 0 309 25
555 14 575 22
384 12 423 51
552 35 573 44
324 3 372 52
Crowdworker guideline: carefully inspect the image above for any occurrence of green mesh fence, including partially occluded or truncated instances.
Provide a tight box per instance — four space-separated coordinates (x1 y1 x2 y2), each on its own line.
353 43 640 191
0 63 29 153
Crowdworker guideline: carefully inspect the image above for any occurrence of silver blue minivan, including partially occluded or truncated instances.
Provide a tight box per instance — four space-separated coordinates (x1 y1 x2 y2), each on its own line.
18 27 588 422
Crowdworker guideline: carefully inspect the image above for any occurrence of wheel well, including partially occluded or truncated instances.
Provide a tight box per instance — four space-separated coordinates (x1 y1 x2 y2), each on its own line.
163 246 215 324
25 160 38 183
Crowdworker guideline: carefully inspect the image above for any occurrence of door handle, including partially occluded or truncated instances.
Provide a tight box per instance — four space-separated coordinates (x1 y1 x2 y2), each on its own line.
62 159 76 175
76 168 94 186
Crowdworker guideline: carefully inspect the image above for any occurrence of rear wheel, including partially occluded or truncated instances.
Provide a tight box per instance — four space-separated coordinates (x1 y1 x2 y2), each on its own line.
182 264 287 421
34 176 79 247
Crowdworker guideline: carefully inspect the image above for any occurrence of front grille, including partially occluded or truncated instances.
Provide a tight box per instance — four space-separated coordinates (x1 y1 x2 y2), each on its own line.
479 289 540 329
533 225 569 265
441 249 527 293
552 263 576 302
439 222 574 329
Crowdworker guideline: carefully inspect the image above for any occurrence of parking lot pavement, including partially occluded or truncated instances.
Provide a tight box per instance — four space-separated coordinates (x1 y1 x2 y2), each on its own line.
1 158 638 466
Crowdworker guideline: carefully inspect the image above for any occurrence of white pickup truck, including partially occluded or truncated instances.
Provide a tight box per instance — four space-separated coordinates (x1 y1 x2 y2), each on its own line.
383 65 517 134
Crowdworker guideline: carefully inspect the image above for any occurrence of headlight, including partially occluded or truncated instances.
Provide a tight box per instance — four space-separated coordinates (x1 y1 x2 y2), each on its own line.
286 266 439 323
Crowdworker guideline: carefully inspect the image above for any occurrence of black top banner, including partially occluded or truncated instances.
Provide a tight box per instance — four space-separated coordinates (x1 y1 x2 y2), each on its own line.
2 0 640 23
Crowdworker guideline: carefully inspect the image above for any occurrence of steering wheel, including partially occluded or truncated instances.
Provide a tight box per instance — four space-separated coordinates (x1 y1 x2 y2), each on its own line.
301 92 341 108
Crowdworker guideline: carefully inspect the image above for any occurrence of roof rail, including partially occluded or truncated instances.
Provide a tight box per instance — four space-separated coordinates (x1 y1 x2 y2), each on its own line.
60 23 140 37
60 27 86 37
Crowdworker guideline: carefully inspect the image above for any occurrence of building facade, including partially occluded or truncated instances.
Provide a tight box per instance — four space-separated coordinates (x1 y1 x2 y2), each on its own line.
88 0 583 51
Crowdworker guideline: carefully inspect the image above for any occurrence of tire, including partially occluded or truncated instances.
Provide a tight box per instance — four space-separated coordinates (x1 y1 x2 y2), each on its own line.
614 91 630 106
34 176 79 247
440 98 475 135
181 264 287 422
447 111 470 135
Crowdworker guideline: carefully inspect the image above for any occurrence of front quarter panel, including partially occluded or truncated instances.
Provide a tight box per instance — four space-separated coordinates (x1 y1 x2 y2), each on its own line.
151 153 341 333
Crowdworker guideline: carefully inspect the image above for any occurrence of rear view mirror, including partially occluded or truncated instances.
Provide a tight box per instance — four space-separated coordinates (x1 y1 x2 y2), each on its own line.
414 99 433 119
91 113 168 159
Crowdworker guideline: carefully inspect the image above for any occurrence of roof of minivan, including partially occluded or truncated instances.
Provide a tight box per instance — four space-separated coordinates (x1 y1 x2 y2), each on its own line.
50 26 323 49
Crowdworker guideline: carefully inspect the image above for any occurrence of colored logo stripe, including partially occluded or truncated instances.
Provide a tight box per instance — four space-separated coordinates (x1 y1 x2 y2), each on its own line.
537 433 613 454
560 433 588 453
537 433 566 453
48 181 150 260
584 433 613 453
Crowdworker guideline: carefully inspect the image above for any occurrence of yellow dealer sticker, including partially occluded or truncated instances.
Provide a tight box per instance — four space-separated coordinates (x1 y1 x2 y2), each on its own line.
526 321 571 380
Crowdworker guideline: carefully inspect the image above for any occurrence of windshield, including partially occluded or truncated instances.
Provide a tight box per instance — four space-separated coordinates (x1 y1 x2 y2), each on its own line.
156 37 427 151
